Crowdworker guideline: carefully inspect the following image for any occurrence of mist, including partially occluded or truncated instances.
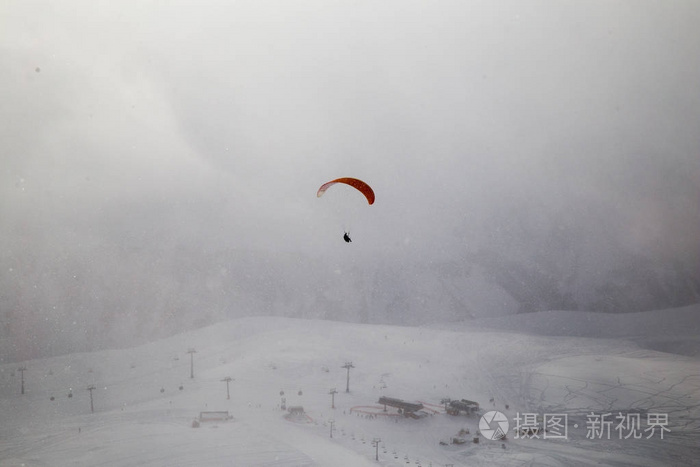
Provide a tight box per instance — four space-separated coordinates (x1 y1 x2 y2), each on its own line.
2 0 699 362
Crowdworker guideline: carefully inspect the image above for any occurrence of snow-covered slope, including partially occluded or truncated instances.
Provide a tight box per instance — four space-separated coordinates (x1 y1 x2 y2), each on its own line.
1 312 698 466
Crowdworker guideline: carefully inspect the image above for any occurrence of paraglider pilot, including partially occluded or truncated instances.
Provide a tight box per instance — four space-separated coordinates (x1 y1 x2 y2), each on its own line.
343 232 352 243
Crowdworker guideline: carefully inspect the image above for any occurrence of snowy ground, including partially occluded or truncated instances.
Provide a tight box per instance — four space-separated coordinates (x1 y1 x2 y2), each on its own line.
1 308 698 466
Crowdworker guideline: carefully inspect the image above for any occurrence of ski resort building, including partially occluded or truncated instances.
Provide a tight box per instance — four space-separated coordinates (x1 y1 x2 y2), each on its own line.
377 396 425 417
446 399 479 415
199 411 232 422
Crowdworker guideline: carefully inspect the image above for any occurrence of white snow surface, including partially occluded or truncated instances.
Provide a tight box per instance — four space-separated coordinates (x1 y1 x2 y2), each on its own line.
1 307 699 466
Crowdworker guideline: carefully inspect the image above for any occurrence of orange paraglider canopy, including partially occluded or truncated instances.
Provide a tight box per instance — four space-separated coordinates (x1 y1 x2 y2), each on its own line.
316 177 375 205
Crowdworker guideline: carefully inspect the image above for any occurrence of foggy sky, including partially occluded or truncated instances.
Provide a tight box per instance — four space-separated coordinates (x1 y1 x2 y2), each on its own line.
2 1 699 358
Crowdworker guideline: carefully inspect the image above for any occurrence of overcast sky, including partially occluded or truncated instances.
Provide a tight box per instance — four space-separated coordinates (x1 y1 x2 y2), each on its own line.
2 0 699 286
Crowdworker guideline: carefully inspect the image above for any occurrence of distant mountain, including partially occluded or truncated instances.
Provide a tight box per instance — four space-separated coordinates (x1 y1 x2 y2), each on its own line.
2 241 699 363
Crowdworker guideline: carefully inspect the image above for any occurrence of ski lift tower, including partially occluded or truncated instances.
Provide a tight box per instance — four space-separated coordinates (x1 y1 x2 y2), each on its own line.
221 377 233 399
18 366 27 395
187 348 197 379
341 362 354 393
87 385 96 413
372 438 382 461
329 388 338 409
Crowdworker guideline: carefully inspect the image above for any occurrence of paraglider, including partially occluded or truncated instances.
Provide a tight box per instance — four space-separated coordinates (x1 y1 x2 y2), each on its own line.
317 177 374 242
316 177 375 205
